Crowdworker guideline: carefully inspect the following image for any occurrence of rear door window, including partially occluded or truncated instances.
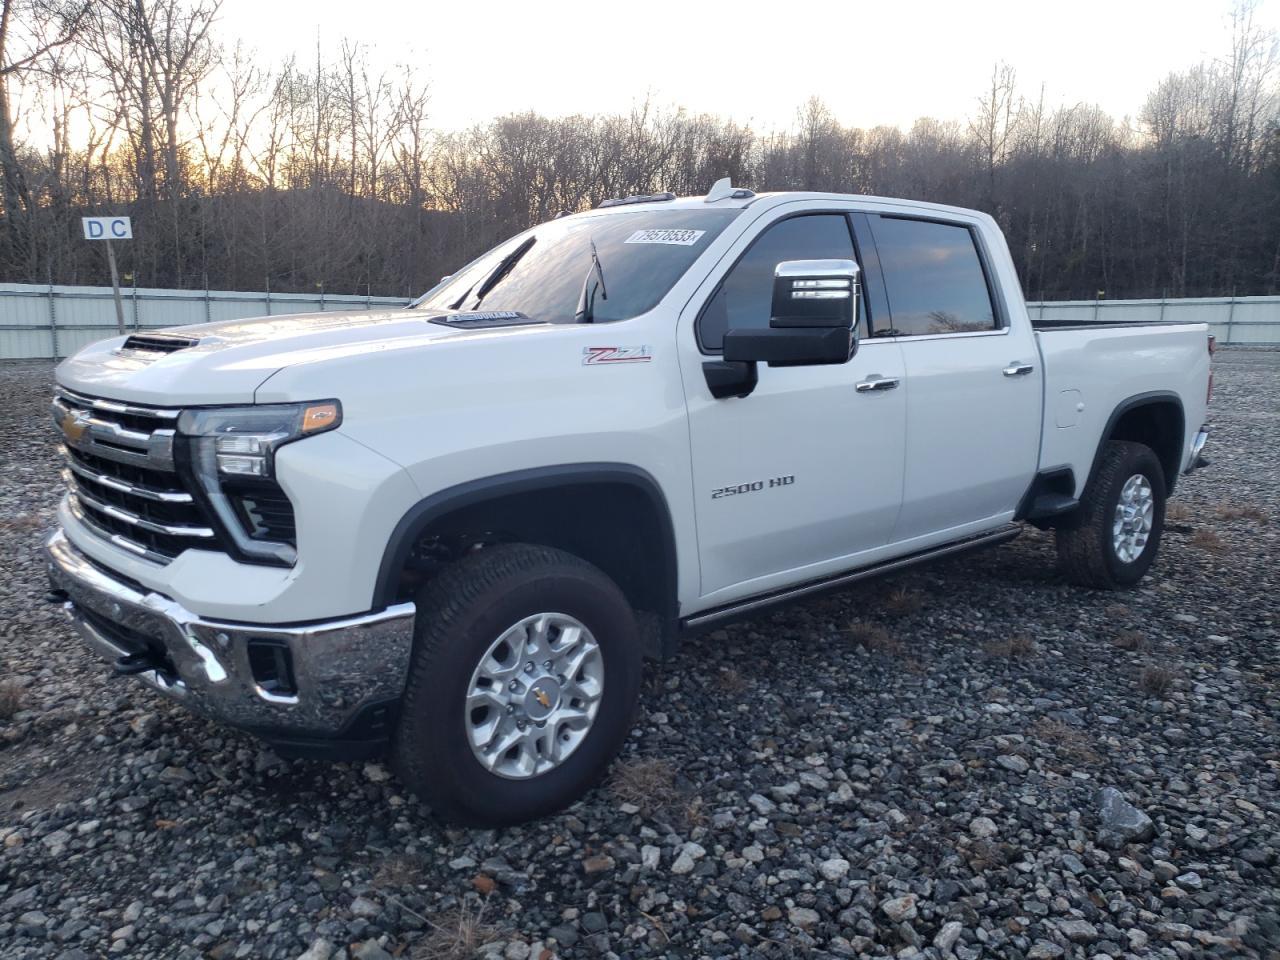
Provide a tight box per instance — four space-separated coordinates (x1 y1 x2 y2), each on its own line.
868 217 998 336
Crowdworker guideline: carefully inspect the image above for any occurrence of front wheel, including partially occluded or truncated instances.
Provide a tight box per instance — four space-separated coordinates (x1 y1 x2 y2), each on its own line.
1056 440 1167 589
392 543 642 825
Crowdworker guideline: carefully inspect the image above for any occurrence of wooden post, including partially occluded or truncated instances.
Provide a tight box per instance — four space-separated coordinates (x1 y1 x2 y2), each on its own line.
105 238 126 334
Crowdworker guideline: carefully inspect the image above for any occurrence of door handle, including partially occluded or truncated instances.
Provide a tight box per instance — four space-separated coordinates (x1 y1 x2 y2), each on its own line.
855 376 900 392
1003 362 1034 377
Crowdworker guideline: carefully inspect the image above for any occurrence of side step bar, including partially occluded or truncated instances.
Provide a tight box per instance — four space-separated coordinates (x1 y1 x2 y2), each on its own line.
682 524 1022 632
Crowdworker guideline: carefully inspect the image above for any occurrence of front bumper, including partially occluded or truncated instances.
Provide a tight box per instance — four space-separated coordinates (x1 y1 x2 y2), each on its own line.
44 529 416 752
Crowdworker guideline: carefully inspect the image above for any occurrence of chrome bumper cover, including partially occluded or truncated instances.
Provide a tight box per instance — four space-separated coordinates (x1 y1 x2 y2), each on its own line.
44 529 415 737
1185 425 1210 474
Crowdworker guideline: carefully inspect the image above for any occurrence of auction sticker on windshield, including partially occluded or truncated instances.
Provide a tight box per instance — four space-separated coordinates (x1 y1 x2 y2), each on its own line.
624 229 705 246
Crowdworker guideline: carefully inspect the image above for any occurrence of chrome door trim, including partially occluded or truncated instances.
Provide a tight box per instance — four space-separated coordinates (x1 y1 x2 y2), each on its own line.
880 327 1011 344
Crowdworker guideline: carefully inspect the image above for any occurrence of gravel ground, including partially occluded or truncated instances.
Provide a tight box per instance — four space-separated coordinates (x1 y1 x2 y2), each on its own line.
1 351 1277 960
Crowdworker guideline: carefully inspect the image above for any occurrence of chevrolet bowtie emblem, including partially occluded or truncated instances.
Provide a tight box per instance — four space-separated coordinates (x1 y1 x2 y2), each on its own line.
60 408 90 442
533 688 551 709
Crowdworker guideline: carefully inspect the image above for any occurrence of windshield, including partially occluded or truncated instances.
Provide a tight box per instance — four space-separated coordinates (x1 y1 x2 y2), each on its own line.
413 207 742 323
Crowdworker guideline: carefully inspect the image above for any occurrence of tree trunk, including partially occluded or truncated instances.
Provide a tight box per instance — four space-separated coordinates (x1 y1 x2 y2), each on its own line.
0 69 33 276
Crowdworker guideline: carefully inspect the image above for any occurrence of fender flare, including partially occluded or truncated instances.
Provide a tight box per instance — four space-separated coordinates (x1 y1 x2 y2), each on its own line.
372 461 679 633
1086 391 1185 496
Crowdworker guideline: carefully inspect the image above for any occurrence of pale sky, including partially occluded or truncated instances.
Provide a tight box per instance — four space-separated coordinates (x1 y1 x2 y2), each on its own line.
218 0 1280 132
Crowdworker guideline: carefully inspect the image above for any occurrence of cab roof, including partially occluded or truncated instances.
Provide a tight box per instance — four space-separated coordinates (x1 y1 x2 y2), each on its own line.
582 182 990 224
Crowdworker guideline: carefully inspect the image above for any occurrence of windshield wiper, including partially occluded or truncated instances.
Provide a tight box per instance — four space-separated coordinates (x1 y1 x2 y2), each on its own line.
449 235 537 310
574 238 608 323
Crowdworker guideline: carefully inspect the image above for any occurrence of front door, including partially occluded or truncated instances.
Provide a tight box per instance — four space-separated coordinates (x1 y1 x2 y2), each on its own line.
678 208 907 606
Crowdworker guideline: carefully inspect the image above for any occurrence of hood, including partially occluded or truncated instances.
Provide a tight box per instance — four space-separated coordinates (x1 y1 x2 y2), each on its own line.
55 308 541 405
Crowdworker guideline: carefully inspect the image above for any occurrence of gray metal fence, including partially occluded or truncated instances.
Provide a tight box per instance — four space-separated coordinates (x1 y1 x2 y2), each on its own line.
2 283 1277 360
1025 295 1280 345
0 283 411 360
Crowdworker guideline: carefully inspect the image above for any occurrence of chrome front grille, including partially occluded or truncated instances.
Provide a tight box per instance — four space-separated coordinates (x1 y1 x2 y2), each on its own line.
53 388 216 563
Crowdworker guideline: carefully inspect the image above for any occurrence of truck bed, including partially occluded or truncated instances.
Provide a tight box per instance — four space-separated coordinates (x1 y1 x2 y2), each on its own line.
1033 321 1211 498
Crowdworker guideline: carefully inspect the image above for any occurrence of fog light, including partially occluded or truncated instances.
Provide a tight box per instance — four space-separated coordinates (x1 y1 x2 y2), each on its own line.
247 640 296 698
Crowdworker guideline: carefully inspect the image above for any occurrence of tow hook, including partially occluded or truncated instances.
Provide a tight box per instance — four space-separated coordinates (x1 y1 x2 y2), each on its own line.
114 651 163 676
44 587 68 604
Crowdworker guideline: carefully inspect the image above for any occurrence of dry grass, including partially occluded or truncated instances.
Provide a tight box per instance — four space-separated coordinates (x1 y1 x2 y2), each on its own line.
1139 664 1177 698
1166 502 1194 522
1104 603 1131 621
714 667 747 695
985 633 1035 658
847 619 902 655
373 853 426 888
1189 528 1226 553
610 757 685 818
1031 717 1101 765
0 680 23 721
0 515 44 533
1113 629 1149 652
412 899 500 960
881 586 924 617
1213 503 1268 523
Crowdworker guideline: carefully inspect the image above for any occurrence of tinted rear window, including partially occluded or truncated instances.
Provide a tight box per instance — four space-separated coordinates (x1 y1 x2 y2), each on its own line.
869 217 997 336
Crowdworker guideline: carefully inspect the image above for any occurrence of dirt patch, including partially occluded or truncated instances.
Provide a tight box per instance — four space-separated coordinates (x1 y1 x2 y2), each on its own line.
0 754 98 816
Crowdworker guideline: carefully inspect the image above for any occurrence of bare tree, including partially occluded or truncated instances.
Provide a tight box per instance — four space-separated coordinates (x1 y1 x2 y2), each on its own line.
970 62 1020 206
0 0 88 272
1 1 1276 301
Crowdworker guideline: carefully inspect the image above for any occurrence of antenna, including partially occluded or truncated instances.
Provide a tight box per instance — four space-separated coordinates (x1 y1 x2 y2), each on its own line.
704 178 755 203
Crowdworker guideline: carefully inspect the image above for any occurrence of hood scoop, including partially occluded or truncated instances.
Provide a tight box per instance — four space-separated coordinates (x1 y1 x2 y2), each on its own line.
118 333 201 357
428 310 545 330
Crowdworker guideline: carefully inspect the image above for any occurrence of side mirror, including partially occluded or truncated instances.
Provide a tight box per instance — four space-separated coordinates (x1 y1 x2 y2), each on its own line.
722 259 860 367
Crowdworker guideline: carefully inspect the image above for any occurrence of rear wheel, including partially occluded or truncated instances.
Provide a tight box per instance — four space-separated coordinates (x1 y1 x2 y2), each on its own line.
392 543 641 825
1056 440 1167 589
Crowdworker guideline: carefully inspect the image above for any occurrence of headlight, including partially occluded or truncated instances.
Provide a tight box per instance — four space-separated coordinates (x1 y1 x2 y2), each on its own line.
177 401 341 565
177 401 341 478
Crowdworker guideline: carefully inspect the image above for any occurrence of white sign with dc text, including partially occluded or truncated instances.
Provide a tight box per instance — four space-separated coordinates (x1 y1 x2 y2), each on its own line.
82 216 132 240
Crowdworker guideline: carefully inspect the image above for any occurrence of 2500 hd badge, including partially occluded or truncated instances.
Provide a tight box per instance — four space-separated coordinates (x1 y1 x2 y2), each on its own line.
711 475 796 499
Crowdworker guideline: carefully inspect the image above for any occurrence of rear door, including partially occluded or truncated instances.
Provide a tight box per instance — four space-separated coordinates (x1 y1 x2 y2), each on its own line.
862 214 1042 543
678 206 907 604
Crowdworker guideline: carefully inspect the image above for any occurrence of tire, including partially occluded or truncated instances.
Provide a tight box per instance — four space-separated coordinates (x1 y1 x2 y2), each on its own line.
391 543 642 825
1056 440 1167 589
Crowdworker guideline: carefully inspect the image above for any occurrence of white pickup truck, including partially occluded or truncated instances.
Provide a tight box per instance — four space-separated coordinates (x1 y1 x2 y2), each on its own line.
44 181 1212 824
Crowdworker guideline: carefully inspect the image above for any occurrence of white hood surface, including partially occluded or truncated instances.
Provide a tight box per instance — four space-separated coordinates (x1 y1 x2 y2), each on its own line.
54 308 529 405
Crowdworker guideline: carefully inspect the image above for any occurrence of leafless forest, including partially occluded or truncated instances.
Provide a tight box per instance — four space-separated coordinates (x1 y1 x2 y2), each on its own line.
1 0 1278 300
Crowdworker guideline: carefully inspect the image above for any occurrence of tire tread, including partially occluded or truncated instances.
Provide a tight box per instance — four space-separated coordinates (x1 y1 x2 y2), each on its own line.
1057 440 1164 589
392 543 637 824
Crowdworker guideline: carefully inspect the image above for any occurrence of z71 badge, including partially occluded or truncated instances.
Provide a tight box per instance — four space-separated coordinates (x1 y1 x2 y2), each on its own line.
583 345 652 365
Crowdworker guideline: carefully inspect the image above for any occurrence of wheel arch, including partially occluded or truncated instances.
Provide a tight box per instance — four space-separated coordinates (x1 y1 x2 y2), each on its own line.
1089 391 1186 496
373 463 679 659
